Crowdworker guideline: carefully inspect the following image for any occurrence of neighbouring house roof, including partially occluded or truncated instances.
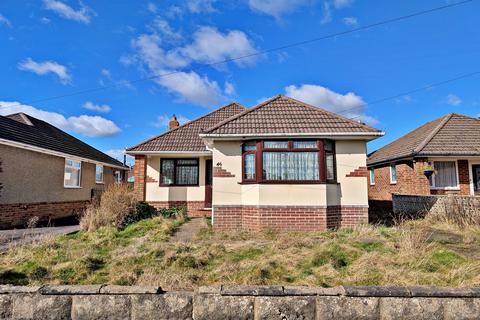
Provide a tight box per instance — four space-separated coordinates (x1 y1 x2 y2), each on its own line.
368 113 480 166
202 95 382 137
126 102 246 153
0 113 127 169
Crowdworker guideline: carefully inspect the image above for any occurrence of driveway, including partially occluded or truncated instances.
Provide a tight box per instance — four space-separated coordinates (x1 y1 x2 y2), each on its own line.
0 225 80 251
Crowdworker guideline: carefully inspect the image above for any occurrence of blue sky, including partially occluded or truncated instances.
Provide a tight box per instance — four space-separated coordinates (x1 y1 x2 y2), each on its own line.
1 0 479 165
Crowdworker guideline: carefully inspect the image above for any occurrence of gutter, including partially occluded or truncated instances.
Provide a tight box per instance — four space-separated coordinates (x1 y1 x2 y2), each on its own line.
199 132 385 140
125 150 212 156
0 138 128 170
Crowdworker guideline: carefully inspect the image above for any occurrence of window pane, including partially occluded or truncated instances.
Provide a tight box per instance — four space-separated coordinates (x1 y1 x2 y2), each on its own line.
264 141 288 149
244 154 255 180
263 152 319 181
244 141 256 151
65 166 80 187
293 141 317 149
390 164 397 182
161 160 174 185
95 165 103 182
369 169 375 184
324 140 334 152
434 161 457 188
326 153 335 180
176 166 198 185
177 159 197 165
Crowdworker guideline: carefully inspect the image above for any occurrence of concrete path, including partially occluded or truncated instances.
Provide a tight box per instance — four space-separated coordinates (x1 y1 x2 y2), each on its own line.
171 218 208 242
0 225 80 251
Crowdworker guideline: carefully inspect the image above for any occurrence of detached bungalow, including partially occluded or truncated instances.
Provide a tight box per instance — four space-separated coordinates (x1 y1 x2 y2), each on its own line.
128 95 383 231
368 113 480 209
0 113 128 228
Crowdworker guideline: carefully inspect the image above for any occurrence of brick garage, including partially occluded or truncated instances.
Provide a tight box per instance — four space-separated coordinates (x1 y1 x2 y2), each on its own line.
213 205 368 232
0 200 88 229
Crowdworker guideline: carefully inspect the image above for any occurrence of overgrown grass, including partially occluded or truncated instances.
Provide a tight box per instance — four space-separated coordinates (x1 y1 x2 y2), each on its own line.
0 217 479 289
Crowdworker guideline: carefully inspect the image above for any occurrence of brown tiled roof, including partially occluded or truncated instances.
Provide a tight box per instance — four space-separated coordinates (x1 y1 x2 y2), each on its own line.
127 103 246 152
0 113 127 168
204 95 382 135
368 113 480 166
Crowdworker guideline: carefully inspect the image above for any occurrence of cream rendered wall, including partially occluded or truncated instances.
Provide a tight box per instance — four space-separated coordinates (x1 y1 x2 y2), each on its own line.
334 140 368 206
145 155 208 202
211 141 243 206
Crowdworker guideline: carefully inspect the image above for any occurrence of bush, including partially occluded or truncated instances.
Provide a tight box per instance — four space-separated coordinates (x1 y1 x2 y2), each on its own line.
159 207 187 219
80 184 158 232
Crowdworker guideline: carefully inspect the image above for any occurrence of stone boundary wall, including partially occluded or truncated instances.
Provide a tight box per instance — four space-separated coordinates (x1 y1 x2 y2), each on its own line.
0 284 480 319
393 193 480 216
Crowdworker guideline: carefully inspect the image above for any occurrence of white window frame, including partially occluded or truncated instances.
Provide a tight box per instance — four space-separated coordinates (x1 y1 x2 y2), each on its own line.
369 168 375 185
95 164 104 184
430 160 460 190
64 159 82 188
114 170 122 184
389 163 397 184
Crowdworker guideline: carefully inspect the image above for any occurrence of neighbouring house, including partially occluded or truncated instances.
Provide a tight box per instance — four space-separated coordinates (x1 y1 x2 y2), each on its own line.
127 95 383 231
0 113 128 228
367 113 480 212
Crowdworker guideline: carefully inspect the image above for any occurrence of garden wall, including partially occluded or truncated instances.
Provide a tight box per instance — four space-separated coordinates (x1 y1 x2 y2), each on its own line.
392 193 480 216
0 284 479 319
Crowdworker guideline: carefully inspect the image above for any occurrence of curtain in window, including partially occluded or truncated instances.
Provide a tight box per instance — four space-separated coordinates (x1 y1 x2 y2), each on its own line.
264 141 288 148
263 152 319 181
161 160 174 185
293 141 317 148
244 154 255 179
434 161 457 188
64 160 81 187
326 153 335 180
176 166 198 185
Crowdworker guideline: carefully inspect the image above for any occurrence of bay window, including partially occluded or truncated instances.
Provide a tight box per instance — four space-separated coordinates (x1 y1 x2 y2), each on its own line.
160 158 199 186
64 159 81 188
430 161 458 189
242 140 336 184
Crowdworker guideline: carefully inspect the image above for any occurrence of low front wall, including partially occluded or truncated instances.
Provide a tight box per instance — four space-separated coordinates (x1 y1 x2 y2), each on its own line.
0 200 88 229
149 201 209 217
213 205 368 231
0 284 479 319
393 193 480 216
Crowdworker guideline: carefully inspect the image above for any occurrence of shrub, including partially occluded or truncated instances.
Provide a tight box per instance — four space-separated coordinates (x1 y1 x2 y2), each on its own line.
80 184 158 232
159 207 187 219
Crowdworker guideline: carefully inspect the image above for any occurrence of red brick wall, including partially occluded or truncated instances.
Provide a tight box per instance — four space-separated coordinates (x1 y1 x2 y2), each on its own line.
134 155 147 201
213 166 235 178
369 158 471 201
149 201 209 217
213 205 368 232
0 200 88 229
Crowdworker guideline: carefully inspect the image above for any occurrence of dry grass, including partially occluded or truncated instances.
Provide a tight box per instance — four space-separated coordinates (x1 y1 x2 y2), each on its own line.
80 184 138 232
427 196 480 228
0 216 479 289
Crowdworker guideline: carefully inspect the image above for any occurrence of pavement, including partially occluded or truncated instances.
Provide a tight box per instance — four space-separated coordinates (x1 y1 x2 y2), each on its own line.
171 218 208 242
0 225 80 251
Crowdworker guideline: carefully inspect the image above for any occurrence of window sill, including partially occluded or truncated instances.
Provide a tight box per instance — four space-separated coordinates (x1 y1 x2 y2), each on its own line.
159 184 200 187
96 182 104 185
238 181 339 185
430 187 460 191
64 186 82 189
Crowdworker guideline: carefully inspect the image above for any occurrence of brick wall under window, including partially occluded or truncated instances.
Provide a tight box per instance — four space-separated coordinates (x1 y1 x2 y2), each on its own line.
213 205 368 232
149 201 209 217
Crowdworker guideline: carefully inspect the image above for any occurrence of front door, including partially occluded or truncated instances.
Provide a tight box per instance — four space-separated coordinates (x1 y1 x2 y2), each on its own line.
205 159 212 208
473 165 480 195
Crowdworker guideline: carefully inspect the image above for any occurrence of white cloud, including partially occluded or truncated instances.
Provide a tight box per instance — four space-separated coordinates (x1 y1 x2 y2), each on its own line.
43 0 95 24
186 0 217 13
333 0 354 9
0 14 12 27
0 101 120 137
284 84 378 126
181 26 257 66
99 68 135 90
40 17 51 24
343 16 358 27
248 0 310 19
128 24 257 107
152 114 190 128
147 2 157 13
224 81 235 95
82 101 112 113
105 149 133 166
155 71 223 107
18 58 71 84
447 94 462 106
320 1 332 24
150 17 182 42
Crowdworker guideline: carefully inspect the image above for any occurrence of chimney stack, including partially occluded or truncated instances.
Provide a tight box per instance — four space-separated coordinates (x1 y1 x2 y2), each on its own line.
169 115 179 130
